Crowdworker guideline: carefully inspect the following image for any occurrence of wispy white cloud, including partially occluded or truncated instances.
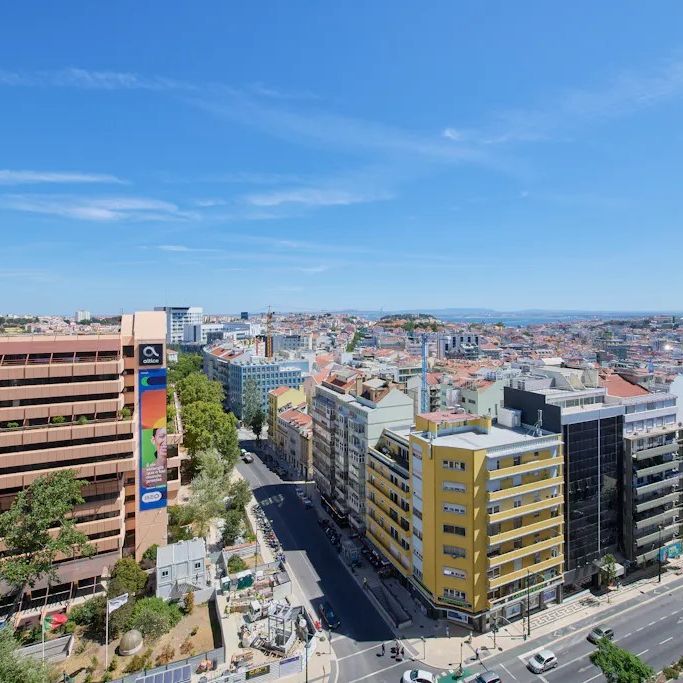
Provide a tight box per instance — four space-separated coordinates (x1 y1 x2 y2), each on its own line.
0 169 125 185
444 58 683 146
245 187 391 208
158 244 218 253
0 194 193 222
296 264 330 274
193 198 228 207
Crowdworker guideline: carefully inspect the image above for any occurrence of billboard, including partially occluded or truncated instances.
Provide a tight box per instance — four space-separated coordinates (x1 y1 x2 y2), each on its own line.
138 368 167 511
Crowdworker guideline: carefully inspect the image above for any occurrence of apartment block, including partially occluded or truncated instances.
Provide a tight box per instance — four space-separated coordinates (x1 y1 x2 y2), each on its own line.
267 386 307 444
0 311 178 619
602 374 681 568
154 306 203 345
505 376 624 588
406 410 564 631
366 426 413 575
276 407 313 480
312 376 413 530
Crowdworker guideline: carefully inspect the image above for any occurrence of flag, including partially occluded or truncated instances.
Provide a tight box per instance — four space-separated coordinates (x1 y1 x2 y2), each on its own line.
42 612 67 633
107 593 129 614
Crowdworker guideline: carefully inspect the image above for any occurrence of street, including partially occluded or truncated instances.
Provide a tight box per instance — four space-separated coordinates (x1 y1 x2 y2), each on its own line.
480 575 683 682
237 442 683 683
237 443 428 683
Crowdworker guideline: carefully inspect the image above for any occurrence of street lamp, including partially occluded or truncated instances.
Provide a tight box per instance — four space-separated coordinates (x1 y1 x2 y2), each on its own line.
421 636 426 660
526 569 532 639
658 524 664 584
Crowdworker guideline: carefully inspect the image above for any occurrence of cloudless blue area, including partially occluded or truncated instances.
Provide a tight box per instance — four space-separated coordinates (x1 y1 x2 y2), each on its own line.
2 2 683 314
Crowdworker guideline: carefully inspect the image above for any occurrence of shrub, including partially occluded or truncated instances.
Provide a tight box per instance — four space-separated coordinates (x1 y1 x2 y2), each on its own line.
663 665 679 679
155 644 175 665
119 406 132 419
51 415 66 424
124 648 153 674
102 673 113 682
76 416 89 425
127 598 182 640
88 655 98 673
142 544 159 565
184 590 195 615
108 655 119 672
179 638 194 656
69 597 105 627
108 557 148 596
228 555 247 573
190 626 199 636
5 421 19 429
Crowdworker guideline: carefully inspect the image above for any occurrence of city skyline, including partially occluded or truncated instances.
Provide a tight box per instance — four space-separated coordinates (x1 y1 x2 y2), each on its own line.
3 3 683 313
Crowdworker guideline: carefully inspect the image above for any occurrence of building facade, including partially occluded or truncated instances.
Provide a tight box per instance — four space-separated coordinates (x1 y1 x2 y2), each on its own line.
504 385 624 587
406 411 564 631
154 306 203 345
312 379 414 530
0 311 177 619
276 408 313 480
267 386 307 449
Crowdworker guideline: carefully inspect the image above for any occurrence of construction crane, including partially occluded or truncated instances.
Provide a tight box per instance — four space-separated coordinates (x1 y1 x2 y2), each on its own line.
265 305 274 358
420 333 429 414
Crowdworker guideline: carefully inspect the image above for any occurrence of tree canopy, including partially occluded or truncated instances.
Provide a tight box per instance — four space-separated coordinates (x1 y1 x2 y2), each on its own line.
0 471 92 590
177 372 224 406
187 450 233 537
0 629 55 683
182 401 239 463
167 353 203 385
590 638 654 683
108 557 148 597
242 378 265 439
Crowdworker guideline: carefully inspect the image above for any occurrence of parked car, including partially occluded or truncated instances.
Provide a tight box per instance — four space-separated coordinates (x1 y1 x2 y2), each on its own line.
241 453 254 463
528 649 558 674
401 670 435 683
588 625 614 644
318 601 340 629
303 497 313 509
295 487 305 497
475 672 502 683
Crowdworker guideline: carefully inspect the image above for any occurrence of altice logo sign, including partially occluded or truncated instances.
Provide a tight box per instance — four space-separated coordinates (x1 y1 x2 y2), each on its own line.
138 344 163 366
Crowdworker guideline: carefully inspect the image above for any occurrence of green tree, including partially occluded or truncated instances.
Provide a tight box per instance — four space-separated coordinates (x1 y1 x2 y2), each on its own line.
0 628 56 683
167 353 203 385
182 401 239 463
227 555 247 573
229 478 252 511
222 509 244 547
601 553 618 587
142 544 159 565
590 639 654 683
177 372 224 406
0 471 93 590
242 379 262 425
187 450 233 537
250 407 266 443
127 597 182 640
108 557 148 597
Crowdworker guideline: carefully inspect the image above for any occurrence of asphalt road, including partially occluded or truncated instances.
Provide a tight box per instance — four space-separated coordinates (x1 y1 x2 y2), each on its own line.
237 443 431 683
479 575 683 683
237 442 683 683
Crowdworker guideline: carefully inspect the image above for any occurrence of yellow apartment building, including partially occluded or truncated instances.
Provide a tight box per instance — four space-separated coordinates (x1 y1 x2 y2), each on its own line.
267 385 306 448
397 410 564 632
366 425 413 575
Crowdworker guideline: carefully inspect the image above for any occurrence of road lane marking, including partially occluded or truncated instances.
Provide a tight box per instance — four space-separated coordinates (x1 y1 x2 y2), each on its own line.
648 620 656 626
636 649 649 656
336 643 384 661
659 637 674 645
659 616 667 621
500 663 517 680
636 627 644 632
347 658 410 682
623 632 632 637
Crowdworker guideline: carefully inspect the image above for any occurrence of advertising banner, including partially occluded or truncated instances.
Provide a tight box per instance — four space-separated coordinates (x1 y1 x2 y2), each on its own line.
139 368 167 510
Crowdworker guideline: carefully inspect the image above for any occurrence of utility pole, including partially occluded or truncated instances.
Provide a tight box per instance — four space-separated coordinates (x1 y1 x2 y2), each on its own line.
526 569 532 639
658 525 664 584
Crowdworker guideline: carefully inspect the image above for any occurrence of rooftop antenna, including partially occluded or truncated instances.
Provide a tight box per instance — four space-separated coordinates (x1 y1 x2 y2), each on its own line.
528 409 543 437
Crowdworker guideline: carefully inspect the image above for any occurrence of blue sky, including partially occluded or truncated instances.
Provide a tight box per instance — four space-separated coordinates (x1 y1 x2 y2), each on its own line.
2 3 683 314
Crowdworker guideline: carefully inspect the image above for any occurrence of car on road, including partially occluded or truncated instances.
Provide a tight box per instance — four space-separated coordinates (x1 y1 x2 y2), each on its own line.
303 497 313 509
527 649 558 673
295 487 305 497
318 601 340 630
475 672 502 683
401 670 435 683
241 453 254 463
587 624 614 644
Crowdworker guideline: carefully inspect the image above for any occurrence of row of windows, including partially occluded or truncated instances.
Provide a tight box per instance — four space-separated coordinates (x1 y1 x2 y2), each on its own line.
443 567 467 579
443 503 466 515
443 524 466 536
443 481 466 493
0 373 120 388
443 460 466 471
443 544 466 559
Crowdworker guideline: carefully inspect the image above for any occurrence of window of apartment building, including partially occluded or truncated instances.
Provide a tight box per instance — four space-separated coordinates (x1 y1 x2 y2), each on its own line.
390 527 399 541
514 518 523 529
513 497 523 508
534 553 542 564
443 588 467 601
443 503 466 515
513 539 523 549
488 567 500 579
443 524 466 536
401 539 410 551
443 545 466 559
414 567 423 581
487 503 500 514
443 481 466 493
443 567 467 579
443 460 466 471
413 528 423 541
161 569 169 578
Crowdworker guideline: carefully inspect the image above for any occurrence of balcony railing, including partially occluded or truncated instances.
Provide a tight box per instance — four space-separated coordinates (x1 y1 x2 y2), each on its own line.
636 490 681 514
488 535 564 569
635 524 679 548
635 474 681 497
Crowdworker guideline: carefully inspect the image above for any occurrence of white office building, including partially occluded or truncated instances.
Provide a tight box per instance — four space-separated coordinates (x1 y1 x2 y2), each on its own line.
155 306 203 344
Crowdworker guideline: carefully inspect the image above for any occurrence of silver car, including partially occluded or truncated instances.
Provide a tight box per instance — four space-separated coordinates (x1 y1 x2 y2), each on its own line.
528 649 557 673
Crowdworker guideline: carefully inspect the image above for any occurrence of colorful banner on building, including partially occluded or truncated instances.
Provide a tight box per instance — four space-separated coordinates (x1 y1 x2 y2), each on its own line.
139 368 167 511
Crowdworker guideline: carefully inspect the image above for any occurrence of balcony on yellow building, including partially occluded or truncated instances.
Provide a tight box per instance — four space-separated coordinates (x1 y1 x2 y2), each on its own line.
488 515 562 545
488 534 564 569
488 495 562 524
488 554 563 590
488 476 563 502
